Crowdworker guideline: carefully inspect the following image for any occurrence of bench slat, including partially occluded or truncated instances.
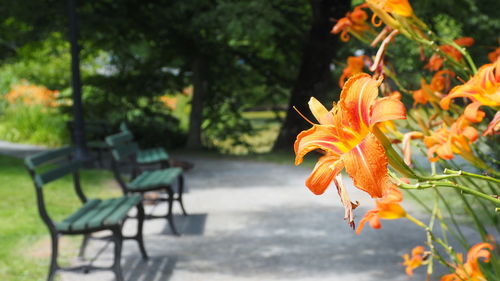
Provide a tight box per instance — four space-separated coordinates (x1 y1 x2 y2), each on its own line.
106 131 134 146
128 168 181 191
35 161 81 186
25 146 73 169
56 199 101 231
104 195 141 225
70 198 123 231
86 197 130 229
137 148 169 164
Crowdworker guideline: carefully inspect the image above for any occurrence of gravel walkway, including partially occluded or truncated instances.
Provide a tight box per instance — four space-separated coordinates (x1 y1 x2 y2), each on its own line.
56 155 451 281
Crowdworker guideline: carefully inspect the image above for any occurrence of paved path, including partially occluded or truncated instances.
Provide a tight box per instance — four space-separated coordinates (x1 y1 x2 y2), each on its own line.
0 140 47 158
56 155 454 281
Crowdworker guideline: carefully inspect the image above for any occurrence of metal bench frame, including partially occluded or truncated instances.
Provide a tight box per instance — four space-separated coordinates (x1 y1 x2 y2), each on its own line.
25 147 148 281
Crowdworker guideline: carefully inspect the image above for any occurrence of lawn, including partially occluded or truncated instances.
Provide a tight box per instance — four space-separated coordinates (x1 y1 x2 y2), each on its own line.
0 154 120 281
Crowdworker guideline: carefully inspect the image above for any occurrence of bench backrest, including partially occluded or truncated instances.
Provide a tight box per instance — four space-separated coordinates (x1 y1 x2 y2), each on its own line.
105 131 139 162
25 146 85 230
67 120 112 144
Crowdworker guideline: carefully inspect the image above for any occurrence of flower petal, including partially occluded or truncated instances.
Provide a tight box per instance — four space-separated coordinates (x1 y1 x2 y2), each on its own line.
342 133 391 198
377 203 406 219
305 154 343 195
294 125 346 165
308 97 331 125
340 73 380 132
356 210 379 235
464 101 485 123
370 95 407 126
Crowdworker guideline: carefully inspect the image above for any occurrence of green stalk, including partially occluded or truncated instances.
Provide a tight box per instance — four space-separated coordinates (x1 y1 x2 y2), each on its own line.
443 169 500 185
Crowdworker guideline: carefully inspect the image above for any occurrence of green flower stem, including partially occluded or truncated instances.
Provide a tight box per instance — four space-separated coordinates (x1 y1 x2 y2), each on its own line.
442 38 478 74
433 182 500 205
397 181 500 205
443 169 500 185
457 191 488 240
405 213 427 229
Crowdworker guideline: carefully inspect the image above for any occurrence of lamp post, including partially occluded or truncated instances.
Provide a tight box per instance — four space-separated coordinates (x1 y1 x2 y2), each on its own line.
68 0 90 161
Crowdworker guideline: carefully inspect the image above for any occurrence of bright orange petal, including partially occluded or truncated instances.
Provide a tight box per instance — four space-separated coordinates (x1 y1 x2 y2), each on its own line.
385 0 413 17
356 210 379 235
370 95 407 125
305 154 344 195
466 242 494 272
342 133 391 198
462 126 479 142
464 102 485 123
377 202 406 219
294 125 355 165
340 73 381 132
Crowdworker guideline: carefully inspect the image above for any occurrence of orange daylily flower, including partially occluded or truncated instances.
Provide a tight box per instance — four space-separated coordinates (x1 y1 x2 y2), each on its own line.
423 116 479 162
412 71 454 106
402 246 426 276
5 82 59 107
440 242 494 281
440 57 500 123
294 73 406 227
425 55 444 71
356 186 406 234
339 56 366 87
366 0 413 17
488 47 500 63
159 96 178 110
331 5 371 42
426 37 475 71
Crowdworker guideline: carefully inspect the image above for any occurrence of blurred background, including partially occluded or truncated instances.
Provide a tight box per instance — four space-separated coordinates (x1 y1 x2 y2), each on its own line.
0 0 498 155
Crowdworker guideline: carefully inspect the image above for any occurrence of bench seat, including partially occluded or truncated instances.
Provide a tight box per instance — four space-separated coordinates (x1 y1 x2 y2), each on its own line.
136 147 169 165
56 195 141 232
128 168 182 192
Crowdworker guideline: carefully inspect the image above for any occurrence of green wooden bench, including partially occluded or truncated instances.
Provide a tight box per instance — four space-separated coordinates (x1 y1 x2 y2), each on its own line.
119 122 171 167
25 147 148 281
106 131 187 235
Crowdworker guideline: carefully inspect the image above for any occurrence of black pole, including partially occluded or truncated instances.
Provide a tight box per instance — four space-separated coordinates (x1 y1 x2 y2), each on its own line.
68 0 90 161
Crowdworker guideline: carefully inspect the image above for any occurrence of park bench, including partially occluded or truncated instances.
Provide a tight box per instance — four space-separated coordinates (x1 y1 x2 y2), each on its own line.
105 131 187 235
67 120 113 167
119 122 171 168
25 147 148 281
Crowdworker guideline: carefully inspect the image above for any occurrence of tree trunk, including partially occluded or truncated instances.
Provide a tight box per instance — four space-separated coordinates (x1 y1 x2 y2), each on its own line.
186 55 208 149
273 0 350 151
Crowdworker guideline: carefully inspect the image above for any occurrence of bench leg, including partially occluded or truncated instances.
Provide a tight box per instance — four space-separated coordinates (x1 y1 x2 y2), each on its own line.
177 174 187 216
47 233 59 281
112 228 124 281
136 203 149 260
78 234 90 259
166 187 180 236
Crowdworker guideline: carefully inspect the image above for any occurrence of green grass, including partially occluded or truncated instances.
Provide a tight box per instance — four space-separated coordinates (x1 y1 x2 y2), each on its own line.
0 154 120 281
